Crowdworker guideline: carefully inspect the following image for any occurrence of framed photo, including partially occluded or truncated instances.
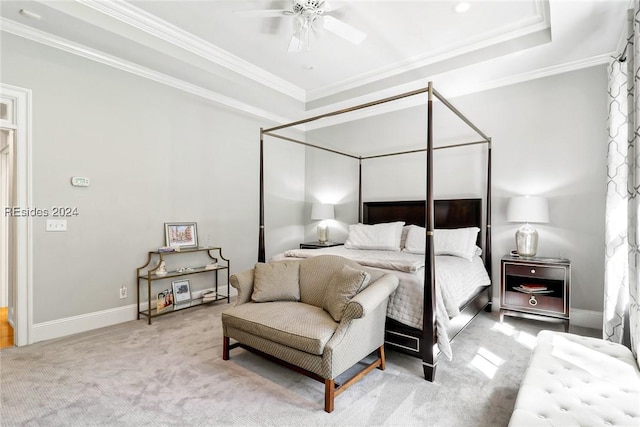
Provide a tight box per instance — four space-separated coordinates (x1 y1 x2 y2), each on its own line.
157 288 174 313
164 222 198 249
172 279 192 304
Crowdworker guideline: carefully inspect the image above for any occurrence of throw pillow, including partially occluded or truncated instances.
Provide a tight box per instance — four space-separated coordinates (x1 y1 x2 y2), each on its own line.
344 221 405 251
251 261 300 302
323 264 371 322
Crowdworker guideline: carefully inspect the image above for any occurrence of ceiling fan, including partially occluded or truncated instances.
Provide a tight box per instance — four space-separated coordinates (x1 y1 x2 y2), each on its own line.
237 0 367 52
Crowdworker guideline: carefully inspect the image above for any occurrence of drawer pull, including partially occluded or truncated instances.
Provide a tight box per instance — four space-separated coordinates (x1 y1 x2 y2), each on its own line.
530 269 536 274
529 295 538 306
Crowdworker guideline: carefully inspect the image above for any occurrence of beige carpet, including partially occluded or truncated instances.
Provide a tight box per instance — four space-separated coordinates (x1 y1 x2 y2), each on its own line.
0 301 597 426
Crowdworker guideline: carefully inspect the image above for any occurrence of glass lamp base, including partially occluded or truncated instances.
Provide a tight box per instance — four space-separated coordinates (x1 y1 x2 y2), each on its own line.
317 222 328 244
516 223 539 257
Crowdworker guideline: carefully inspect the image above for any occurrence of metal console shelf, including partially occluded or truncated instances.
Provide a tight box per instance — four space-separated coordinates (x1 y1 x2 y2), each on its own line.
137 246 230 324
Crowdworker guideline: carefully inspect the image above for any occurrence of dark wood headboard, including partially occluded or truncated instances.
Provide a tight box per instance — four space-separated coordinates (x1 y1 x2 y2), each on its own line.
362 199 483 244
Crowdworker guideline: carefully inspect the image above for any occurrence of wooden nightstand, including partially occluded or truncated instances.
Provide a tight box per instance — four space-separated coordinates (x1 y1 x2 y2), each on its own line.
500 255 571 331
299 242 343 249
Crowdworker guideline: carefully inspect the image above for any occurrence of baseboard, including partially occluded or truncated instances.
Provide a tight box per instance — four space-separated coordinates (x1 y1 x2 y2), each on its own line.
570 308 602 330
31 287 231 344
32 304 138 343
490 297 602 330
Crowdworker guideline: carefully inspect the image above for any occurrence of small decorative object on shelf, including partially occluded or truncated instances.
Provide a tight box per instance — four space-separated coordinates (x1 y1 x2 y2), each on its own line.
157 246 175 253
155 260 167 277
202 290 217 303
518 284 549 292
136 246 230 325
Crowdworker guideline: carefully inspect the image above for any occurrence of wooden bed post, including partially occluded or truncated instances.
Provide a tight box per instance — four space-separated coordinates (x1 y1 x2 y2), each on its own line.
485 141 492 276
423 82 437 382
358 158 363 223
258 128 266 263
485 140 493 310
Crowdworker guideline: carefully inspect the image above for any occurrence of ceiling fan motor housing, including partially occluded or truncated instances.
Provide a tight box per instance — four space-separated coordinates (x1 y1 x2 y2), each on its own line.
294 0 325 16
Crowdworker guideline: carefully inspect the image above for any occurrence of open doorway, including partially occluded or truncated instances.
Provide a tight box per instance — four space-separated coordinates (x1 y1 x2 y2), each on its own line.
1 108 16 348
1 103 16 348
0 84 32 347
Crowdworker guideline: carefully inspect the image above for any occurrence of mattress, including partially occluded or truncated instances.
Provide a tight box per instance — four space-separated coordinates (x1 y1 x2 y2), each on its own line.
273 246 491 359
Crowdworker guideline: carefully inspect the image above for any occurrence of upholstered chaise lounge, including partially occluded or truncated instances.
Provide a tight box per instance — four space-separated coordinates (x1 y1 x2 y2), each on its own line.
221 255 399 412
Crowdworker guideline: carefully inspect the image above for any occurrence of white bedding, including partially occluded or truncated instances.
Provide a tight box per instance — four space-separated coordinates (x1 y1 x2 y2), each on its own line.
274 246 491 360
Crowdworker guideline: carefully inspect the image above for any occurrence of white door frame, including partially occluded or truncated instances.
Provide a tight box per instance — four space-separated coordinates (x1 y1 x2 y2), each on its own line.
1 130 14 308
0 83 33 346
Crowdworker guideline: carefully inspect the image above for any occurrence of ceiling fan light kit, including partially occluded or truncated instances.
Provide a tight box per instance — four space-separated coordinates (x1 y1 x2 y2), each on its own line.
241 0 367 52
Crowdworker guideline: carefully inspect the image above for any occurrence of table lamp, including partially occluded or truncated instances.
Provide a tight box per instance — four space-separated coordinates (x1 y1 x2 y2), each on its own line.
311 203 334 244
506 196 549 257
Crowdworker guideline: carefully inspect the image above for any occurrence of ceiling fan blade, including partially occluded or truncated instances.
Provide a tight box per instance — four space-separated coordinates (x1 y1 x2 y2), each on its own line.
287 34 303 52
323 15 366 45
321 1 341 13
234 9 291 18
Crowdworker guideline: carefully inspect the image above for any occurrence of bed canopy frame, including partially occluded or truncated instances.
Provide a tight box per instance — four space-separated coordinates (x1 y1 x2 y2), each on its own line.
258 82 492 381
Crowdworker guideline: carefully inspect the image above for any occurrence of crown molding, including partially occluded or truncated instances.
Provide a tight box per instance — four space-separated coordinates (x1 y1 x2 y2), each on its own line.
468 53 612 98
306 0 551 102
303 53 612 131
76 0 306 102
1 18 292 125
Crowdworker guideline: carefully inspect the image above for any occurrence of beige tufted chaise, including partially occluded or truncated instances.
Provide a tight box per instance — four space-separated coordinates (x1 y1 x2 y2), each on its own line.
509 330 640 426
221 255 399 413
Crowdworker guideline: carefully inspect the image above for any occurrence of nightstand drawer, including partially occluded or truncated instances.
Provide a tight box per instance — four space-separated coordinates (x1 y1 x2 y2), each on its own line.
504 291 565 316
504 264 565 281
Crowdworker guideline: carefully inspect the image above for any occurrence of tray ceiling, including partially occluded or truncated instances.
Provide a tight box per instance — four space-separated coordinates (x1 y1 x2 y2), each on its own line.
0 0 630 121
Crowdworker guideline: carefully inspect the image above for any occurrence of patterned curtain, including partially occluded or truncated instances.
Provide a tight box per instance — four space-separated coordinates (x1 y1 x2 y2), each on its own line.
605 3 639 362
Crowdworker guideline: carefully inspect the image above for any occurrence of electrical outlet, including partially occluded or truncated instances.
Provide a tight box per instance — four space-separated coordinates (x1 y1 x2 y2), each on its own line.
119 286 127 299
45 219 67 232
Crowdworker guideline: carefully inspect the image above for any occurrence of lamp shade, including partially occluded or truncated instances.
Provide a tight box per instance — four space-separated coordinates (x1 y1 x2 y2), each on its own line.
311 203 335 220
506 196 549 224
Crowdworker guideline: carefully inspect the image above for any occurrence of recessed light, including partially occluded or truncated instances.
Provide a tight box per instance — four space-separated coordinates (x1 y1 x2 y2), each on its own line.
454 2 471 13
19 9 41 20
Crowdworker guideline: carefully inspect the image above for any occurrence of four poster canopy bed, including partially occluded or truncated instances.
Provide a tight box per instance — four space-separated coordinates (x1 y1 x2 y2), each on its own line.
257 82 493 382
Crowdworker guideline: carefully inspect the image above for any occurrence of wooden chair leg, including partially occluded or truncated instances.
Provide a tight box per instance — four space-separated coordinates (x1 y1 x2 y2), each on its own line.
324 379 335 413
223 336 230 360
377 345 386 370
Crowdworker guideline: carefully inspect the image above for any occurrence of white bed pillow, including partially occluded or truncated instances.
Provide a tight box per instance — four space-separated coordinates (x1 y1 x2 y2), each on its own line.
400 225 411 249
403 225 480 260
435 227 480 260
401 225 425 253
344 221 405 251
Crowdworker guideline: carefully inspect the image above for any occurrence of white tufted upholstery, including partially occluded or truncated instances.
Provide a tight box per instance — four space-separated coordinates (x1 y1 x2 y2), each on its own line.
509 330 640 426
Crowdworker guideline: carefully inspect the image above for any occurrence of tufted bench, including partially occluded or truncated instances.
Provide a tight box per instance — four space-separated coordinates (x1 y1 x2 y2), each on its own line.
509 330 640 426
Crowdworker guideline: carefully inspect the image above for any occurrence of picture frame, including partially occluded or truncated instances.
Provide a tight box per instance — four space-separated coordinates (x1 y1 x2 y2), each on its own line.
164 222 198 249
172 279 192 304
156 288 174 313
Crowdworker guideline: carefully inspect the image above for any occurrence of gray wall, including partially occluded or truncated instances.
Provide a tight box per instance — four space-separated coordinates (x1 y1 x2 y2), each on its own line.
459 66 608 314
1 34 295 323
305 66 608 314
